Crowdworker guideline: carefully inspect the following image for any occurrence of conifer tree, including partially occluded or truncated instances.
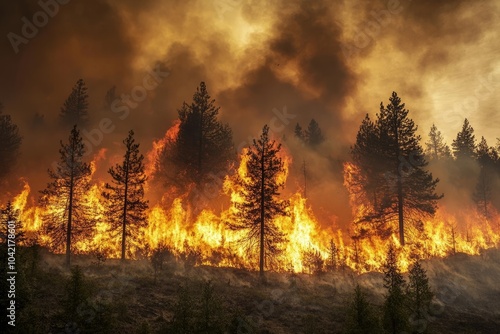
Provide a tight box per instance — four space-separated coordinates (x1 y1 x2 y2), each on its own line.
350 93 442 245
382 243 409 334
473 137 497 219
0 103 22 182
294 123 304 141
425 124 451 160
102 130 148 261
407 260 433 332
305 119 325 147
452 118 476 161
155 82 234 195
344 284 382 334
60 79 89 127
40 126 92 267
228 125 289 278
0 201 26 244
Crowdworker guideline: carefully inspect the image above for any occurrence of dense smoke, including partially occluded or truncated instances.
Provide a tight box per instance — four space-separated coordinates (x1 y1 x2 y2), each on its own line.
0 0 499 229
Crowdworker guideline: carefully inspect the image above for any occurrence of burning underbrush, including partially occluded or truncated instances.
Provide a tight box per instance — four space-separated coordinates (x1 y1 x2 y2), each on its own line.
10 143 500 274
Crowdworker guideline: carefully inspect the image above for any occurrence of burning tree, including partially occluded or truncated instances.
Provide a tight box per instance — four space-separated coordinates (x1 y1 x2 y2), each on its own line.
228 125 289 278
350 92 442 245
155 82 234 197
0 103 22 183
102 130 148 261
1 201 25 244
40 126 93 266
59 79 89 127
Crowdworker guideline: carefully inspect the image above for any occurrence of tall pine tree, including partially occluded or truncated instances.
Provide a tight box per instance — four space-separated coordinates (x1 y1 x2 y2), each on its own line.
452 118 476 161
228 125 289 278
60 79 89 127
155 82 234 196
103 130 148 261
40 126 92 266
350 93 442 245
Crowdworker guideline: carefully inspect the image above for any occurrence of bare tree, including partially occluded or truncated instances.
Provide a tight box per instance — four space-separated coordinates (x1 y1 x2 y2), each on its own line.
102 130 148 261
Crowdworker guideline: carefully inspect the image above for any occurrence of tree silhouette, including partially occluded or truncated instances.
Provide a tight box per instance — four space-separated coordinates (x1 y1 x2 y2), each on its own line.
407 259 433 332
1 201 26 244
294 119 324 147
0 103 22 182
305 119 324 147
344 284 382 334
382 243 409 334
40 126 93 266
102 130 148 261
350 93 442 245
294 123 304 141
228 125 289 278
473 137 497 219
155 82 234 197
452 118 476 161
425 124 451 160
60 79 89 127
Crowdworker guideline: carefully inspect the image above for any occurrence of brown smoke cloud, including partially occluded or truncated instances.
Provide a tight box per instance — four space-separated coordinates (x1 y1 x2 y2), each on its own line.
0 0 499 227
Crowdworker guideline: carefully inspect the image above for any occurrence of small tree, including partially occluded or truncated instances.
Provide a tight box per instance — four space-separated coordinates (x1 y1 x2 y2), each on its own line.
0 201 26 244
425 124 451 161
195 280 227 333
228 125 289 279
326 239 338 271
40 126 93 267
305 119 325 147
473 137 497 219
169 285 195 334
60 79 89 127
0 103 22 182
452 118 476 161
344 284 382 334
294 123 304 141
407 260 433 333
382 243 409 334
63 266 91 321
103 130 148 261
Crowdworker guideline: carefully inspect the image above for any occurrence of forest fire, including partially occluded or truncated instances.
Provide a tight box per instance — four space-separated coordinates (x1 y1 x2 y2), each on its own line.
10 138 500 274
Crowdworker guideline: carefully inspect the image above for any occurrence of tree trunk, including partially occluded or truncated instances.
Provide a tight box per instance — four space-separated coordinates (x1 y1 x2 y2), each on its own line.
259 146 265 279
122 157 130 262
397 175 404 246
66 177 74 267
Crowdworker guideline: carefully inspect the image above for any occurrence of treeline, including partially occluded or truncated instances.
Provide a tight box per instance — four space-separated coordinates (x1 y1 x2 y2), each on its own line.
1 84 499 273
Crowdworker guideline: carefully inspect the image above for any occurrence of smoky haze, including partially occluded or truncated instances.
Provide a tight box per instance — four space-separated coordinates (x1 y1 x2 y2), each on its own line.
1 0 499 229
